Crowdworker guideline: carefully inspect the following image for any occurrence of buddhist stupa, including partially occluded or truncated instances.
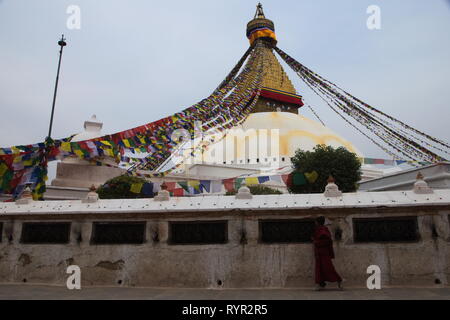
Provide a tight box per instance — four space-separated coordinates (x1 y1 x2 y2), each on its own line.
176 4 361 174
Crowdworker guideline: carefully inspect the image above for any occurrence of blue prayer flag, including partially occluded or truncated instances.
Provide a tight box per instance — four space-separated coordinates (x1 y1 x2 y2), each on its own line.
142 182 154 197
257 176 270 184
200 180 211 193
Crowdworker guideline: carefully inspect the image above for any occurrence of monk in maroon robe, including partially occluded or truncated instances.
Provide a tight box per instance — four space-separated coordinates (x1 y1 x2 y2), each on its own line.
312 216 343 290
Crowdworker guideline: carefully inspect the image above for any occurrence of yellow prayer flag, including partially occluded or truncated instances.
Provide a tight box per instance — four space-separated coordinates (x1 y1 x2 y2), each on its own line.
245 177 259 185
13 155 23 163
123 139 131 148
74 149 84 158
11 146 20 154
32 186 44 200
61 142 72 152
188 180 200 190
130 183 143 194
23 159 33 167
0 162 8 176
305 171 319 183
103 148 114 157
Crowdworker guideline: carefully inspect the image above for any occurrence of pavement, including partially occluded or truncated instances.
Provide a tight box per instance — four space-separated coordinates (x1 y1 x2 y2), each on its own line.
0 284 449 300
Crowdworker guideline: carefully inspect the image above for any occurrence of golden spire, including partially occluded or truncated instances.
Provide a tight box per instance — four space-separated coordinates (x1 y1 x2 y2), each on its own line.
246 4 303 114
254 3 266 19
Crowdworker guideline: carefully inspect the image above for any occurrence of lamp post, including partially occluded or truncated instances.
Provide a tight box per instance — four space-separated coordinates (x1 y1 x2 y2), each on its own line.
47 34 67 139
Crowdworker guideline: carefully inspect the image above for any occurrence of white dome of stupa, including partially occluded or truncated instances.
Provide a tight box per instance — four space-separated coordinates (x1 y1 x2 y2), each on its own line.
199 111 362 167
240 112 361 155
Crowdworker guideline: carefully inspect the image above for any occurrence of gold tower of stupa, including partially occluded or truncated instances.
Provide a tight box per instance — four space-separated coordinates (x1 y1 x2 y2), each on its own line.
247 3 303 114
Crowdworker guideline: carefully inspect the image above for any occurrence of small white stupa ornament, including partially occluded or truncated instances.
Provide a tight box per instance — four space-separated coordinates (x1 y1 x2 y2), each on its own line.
82 184 99 203
154 182 170 201
236 181 253 199
323 176 342 197
413 172 433 194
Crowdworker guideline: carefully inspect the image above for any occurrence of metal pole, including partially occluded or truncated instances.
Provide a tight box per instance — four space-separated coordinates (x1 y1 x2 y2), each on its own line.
47 34 67 138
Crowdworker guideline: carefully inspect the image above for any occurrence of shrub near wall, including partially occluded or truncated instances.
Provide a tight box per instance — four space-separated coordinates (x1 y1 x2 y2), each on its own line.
226 185 282 196
97 175 153 199
289 144 361 194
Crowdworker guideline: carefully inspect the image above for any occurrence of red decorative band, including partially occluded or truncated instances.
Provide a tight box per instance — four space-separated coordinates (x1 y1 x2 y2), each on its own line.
260 88 303 106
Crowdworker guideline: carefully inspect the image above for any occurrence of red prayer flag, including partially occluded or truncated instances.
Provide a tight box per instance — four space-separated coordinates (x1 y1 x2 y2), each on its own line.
223 178 235 192
165 182 176 191
173 188 185 197
281 174 291 186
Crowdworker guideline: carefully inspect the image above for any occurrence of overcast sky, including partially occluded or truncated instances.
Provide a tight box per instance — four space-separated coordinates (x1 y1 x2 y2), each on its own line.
1 0 449 178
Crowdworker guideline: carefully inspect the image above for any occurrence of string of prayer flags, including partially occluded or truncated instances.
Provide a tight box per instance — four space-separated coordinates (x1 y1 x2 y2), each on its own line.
0 44 266 198
275 46 449 163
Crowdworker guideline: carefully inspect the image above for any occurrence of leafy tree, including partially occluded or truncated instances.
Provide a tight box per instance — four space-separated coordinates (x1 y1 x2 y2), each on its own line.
288 144 361 194
225 185 282 195
96 174 153 199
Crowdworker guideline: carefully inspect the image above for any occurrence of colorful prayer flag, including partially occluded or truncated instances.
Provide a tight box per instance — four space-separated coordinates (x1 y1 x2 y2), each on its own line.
130 183 143 194
178 181 190 192
200 180 211 193
293 172 306 186
245 177 258 185
142 182 154 196
223 178 234 192
257 176 270 184
305 171 319 183
0 162 8 177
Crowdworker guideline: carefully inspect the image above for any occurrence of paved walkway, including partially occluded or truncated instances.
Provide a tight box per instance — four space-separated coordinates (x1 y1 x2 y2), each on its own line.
0 284 449 300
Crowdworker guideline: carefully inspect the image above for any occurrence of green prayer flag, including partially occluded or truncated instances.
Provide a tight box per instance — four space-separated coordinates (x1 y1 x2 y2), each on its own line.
293 172 306 186
178 181 190 192
234 178 244 190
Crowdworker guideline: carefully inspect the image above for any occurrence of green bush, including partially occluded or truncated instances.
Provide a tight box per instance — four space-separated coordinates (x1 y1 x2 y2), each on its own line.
289 144 361 194
225 185 282 195
97 174 153 199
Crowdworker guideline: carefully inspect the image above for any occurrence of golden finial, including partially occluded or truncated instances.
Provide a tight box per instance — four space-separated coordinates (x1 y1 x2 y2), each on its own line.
255 3 265 19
